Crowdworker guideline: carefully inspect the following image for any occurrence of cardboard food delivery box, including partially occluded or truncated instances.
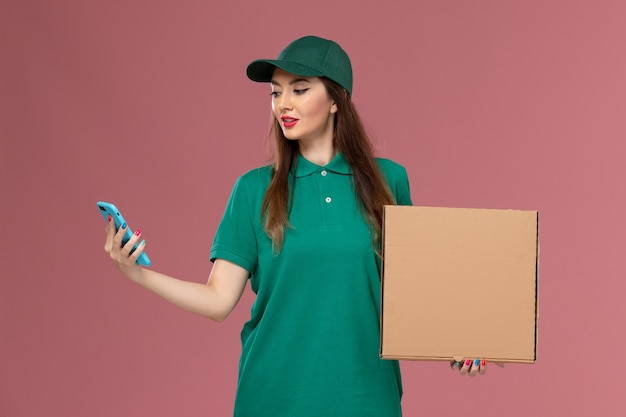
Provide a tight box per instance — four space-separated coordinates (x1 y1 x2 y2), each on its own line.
380 206 539 363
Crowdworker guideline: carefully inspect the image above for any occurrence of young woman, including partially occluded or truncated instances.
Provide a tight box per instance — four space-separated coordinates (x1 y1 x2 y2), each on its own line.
104 35 486 417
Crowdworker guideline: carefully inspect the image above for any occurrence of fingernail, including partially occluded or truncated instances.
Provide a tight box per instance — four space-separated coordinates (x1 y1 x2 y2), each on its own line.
474 359 480 366
481 360 486 366
121 223 127 229
135 229 141 236
108 215 112 222
453 361 460 368
465 360 471 366
140 239 145 246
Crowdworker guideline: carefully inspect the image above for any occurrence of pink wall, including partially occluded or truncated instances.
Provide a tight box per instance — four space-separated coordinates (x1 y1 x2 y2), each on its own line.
2 1 624 416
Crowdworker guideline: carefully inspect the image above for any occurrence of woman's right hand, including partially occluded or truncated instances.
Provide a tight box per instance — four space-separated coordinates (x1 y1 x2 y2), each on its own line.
103 215 146 281
102 215 249 321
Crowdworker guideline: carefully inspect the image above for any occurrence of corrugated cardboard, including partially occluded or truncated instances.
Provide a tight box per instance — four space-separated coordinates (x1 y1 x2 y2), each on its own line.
380 206 539 363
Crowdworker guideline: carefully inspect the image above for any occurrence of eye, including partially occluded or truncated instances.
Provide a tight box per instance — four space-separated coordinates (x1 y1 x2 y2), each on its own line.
294 88 309 95
270 91 281 98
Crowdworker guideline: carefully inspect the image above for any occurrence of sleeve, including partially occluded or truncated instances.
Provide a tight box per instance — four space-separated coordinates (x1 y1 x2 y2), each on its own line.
378 158 413 206
392 164 412 206
210 176 258 275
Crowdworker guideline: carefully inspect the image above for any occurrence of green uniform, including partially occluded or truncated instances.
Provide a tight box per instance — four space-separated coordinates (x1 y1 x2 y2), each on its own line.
210 153 412 417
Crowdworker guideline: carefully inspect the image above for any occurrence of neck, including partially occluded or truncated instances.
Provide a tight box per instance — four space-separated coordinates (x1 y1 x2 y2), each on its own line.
298 135 335 166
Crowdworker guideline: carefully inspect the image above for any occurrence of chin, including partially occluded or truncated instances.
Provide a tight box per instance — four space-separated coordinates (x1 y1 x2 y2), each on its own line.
282 131 301 141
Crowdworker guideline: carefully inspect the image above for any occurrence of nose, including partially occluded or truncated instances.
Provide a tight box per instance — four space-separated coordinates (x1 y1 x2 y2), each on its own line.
277 91 293 112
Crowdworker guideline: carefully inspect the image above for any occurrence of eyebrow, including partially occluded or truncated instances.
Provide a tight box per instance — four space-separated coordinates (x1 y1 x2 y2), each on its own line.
270 78 312 87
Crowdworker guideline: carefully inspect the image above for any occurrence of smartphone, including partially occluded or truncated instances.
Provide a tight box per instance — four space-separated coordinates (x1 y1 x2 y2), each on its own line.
97 201 151 266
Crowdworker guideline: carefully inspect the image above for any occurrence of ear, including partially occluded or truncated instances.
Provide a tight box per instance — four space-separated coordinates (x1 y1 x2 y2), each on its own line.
330 102 338 114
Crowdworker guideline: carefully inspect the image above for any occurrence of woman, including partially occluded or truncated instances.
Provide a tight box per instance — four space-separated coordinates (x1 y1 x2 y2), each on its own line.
104 35 486 417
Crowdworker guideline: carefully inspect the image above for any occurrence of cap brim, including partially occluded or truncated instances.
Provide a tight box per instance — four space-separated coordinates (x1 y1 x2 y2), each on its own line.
246 59 325 82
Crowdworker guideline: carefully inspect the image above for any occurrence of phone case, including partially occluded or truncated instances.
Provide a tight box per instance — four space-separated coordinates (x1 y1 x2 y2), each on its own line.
97 201 151 266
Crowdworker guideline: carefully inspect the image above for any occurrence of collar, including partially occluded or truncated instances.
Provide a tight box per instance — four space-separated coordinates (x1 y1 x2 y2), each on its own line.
294 152 352 177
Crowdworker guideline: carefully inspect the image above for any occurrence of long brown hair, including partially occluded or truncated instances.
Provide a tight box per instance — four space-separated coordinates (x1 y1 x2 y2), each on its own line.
261 77 395 252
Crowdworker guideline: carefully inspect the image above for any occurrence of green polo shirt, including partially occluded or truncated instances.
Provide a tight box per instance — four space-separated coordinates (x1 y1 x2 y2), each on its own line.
211 153 412 417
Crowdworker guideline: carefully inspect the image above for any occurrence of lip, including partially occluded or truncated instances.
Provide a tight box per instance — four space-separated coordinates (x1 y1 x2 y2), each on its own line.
280 115 299 128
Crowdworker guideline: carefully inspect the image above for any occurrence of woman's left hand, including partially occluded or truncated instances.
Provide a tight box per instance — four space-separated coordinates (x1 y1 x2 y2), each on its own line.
450 359 504 377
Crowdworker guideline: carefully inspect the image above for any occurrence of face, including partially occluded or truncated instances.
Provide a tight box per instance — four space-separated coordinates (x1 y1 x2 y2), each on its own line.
270 68 337 143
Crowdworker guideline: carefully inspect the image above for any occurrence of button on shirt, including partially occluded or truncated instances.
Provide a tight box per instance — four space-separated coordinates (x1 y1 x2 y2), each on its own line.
210 153 412 417
290 153 355 230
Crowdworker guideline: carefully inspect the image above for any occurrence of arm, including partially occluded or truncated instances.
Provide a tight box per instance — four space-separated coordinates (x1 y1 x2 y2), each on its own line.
103 217 248 322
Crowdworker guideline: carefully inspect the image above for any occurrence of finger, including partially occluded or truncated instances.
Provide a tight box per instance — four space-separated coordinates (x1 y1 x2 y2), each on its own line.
478 359 487 375
469 359 480 377
111 221 128 250
121 228 142 256
450 360 462 371
103 215 116 253
459 359 471 375
128 238 146 262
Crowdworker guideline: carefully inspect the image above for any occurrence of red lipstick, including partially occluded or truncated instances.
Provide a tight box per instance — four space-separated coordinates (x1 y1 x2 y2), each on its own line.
281 116 298 128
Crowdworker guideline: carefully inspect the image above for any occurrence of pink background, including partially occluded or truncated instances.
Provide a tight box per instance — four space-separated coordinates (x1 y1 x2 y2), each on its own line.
2 1 625 416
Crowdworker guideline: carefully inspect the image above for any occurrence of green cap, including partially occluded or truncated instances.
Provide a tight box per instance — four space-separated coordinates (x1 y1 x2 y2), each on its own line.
246 36 353 95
